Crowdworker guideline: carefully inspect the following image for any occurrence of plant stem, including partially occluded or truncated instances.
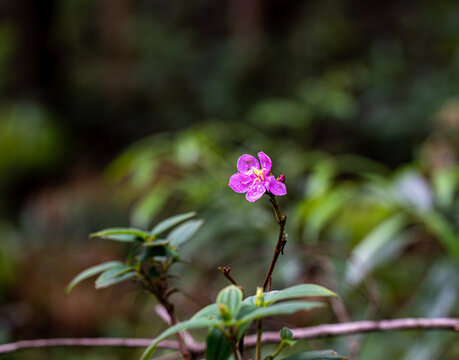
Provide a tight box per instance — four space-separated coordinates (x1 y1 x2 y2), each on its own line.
262 194 287 292
163 302 192 360
140 268 192 360
227 326 242 360
218 266 245 297
257 195 287 360
256 319 262 360
266 341 288 360
232 346 242 360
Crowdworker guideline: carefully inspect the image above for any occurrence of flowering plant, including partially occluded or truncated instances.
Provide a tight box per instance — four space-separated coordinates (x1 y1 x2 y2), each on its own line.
67 152 343 360
137 152 341 360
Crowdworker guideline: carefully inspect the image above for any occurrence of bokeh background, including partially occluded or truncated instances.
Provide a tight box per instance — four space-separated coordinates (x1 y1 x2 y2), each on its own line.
0 1 459 359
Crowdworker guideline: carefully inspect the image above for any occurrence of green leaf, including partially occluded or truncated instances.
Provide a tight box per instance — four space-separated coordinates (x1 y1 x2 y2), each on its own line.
281 350 348 360
236 302 257 320
244 284 337 306
95 264 135 288
265 284 337 304
139 318 220 360
151 211 197 235
90 228 148 242
216 285 243 318
232 303 257 342
101 234 141 242
95 271 137 289
65 261 123 294
236 301 323 325
205 327 232 360
191 303 220 320
126 242 141 265
168 219 204 247
236 320 251 341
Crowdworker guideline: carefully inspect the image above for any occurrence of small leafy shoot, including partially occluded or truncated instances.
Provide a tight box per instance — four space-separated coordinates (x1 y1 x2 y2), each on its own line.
65 261 123 294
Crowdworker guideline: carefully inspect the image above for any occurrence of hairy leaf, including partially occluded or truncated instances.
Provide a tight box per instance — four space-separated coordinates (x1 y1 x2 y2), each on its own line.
244 284 337 306
191 303 220 320
237 301 323 325
216 285 243 318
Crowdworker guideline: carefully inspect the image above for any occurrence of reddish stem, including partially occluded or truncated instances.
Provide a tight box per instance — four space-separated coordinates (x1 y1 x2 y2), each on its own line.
262 194 287 291
162 300 191 360
218 266 245 297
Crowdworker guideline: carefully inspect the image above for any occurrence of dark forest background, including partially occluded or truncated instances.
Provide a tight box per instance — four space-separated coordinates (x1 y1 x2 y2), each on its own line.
0 1 458 359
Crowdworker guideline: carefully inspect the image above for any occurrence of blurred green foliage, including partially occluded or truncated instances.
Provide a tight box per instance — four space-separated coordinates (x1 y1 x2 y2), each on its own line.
0 103 61 176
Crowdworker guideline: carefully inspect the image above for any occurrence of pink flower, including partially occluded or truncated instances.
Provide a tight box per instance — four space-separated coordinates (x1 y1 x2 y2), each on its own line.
229 152 287 202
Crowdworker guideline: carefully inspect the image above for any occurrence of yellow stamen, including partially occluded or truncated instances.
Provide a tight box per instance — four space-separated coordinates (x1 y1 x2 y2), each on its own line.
251 167 265 181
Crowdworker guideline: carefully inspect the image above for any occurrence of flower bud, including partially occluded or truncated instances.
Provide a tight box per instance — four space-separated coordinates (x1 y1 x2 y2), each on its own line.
280 327 296 346
255 287 264 307
218 303 232 322
277 174 285 183
280 327 293 341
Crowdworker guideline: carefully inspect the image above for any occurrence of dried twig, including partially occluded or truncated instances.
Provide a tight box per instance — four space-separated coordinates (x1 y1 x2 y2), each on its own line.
218 266 245 297
1 318 457 355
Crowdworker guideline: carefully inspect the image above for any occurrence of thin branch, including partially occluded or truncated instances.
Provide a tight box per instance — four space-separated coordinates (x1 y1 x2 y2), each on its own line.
218 266 245 297
262 194 287 292
0 338 178 354
155 305 200 350
139 265 191 360
254 318 459 343
1 318 457 355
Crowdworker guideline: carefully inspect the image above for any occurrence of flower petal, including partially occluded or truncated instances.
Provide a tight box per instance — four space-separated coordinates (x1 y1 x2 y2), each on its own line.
263 175 275 188
237 154 260 174
229 173 253 193
257 152 272 175
246 183 266 202
268 179 287 196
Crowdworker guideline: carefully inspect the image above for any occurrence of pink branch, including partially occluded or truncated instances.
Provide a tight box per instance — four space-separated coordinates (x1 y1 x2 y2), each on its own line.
0 318 458 355
0 338 179 354
251 317 459 344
